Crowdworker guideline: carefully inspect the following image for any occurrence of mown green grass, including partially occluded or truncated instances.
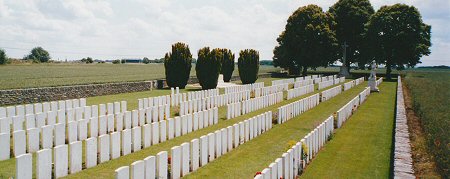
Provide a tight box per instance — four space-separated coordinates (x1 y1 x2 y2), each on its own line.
300 82 396 178
404 70 450 178
185 82 371 178
0 64 278 90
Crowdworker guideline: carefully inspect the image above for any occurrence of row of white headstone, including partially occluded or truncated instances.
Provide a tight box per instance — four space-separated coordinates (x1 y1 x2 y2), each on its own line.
13 107 220 178
317 79 335 90
0 98 86 120
343 80 356 91
178 90 251 116
336 87 371 128
376 77 383 86
0 101 132 160
115 111 273 179
257 86 372 179
294 79 314 88
271 78 295 86
223 82 264 94
287 84 315 100
277 93 320 124
355 77 364 85
295 75 320 82
2 101 128 133
320 85 343 102
255 84 288 97
227 92 283 119
255 115 334 179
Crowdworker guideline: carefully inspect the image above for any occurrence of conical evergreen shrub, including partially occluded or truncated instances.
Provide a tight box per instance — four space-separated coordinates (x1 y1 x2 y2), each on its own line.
238 49 259 84
196 47 222 89
220 48 235 82
164 42 192 89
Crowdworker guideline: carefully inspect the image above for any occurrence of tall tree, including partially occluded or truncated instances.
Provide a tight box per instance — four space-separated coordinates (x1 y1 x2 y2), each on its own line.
25 47 51 63
220 48 235 82
164 42 193 88
196 47 222 89
273 5 338 76
366 4 431 79
0 49 7 65
329 0 375 71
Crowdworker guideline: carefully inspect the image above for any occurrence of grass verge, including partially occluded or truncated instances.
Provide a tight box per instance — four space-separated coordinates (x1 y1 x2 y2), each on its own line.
299 82 396 178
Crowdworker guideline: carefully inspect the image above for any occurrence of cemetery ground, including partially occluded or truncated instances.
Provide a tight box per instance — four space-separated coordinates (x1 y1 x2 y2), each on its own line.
0 77 352 178
0 63 277 90
0 69 445 178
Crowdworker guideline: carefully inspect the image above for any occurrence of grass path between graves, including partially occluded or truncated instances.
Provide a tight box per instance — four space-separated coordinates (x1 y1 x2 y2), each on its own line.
300 82 396 178
184 82 373 178
60 81 350 179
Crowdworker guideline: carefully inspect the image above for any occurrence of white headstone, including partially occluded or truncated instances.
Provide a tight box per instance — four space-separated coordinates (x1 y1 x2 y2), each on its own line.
69 141 82 174
0 133 10 160
68 121 78 143
85 137 97 168
27 128 39 153
13 130 26 156
208 133 215 161
142 124 152 148
144 156 156 179
160 120 167 143
132 127 142 152
131 160 145 179
107 114 115 133
16 153 32 179
110 132 121 159
36 149 52 179
171 146 181 179
54 145 68 178
99 116 107 135
115 166 129 179
122 129 132 156
190 139 199 171
152 122 159 145
78 119 88 141
199 135 208 166
156 151 168 179
181 142 190 176
98 134 110 163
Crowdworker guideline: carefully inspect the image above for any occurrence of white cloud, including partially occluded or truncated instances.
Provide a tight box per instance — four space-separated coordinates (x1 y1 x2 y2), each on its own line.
0 0 448 66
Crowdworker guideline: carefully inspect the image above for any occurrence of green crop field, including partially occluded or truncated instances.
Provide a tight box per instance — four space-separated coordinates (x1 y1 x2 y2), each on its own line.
0 64 279 90
404 69 450 178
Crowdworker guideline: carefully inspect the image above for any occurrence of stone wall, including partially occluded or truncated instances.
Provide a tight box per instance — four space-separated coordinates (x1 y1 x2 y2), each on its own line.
0 74 273 106
0 81 156 106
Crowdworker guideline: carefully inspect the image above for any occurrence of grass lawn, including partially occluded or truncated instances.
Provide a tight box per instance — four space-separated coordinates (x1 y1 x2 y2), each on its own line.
300 82 396 178
184 82 372 178
0 63 279 90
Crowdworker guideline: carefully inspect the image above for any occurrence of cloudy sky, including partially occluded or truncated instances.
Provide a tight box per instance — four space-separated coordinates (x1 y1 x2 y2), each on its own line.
0 0 448 66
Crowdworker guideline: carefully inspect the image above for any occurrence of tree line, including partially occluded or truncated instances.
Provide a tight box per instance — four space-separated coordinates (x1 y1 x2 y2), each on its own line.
274 0 431 79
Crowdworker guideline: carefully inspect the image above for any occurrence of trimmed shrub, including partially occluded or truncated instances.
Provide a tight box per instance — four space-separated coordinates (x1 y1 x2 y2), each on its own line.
238 49 260 84
196 47 222 89
220 48 235 82
164 42 192 89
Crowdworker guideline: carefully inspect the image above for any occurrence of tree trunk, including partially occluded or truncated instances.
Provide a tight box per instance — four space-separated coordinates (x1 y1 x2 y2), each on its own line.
302 66 308 76
386 61 392 80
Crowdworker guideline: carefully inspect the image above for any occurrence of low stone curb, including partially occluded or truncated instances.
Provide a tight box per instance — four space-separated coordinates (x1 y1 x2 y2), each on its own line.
393 77 415 178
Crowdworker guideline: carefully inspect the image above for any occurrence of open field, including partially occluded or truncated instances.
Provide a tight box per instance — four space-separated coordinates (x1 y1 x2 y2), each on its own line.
404 69 450 177
300 82 396 178
0 64 279 90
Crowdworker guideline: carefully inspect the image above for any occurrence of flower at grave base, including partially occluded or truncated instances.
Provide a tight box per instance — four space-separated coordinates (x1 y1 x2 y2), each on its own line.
254 172 262 177
168 156 171 164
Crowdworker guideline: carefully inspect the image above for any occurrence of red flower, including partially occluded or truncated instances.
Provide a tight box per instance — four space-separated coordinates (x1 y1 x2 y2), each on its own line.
254 172 262 177
168 157 171 164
